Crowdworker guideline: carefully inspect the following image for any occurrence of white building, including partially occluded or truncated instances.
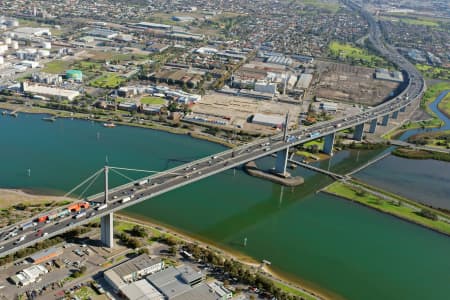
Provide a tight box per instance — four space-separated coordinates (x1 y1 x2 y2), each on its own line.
23 82 80 101
252 113 285 128
9 265 48 286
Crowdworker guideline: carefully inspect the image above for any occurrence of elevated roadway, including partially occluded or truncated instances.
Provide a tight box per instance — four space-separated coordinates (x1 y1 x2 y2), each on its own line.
0 1 426 257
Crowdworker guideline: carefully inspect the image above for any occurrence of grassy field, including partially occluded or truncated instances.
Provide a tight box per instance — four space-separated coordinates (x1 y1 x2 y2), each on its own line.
294 0 341 13
41 60 73 74
328 41 386 67
140 96 166 105
416 64 450 80
325 182 450 235
89 73 126 89
273 281 316 300
381 16 439 27
74 286 98 300
408 130 450 148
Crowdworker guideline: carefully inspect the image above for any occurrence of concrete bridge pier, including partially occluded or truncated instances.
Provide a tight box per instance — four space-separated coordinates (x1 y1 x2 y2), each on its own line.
392 110 399 119
368 118 377 134
100 213 114 248
274 147 289 175
381 114 389 126
353 123 364 141
323 132 335 155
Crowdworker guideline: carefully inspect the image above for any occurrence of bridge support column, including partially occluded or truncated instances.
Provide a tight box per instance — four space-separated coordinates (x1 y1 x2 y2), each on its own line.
275 147 289 175
323 132 335 155
369 119 377 134
392 110 399 119
100 213 114 248
353 123 364 141
400 106 406 112
381 114 389 126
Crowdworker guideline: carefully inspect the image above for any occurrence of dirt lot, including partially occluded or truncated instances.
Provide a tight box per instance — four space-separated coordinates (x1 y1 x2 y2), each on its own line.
312 61 400 106
193 92 302 133
0 189 68 209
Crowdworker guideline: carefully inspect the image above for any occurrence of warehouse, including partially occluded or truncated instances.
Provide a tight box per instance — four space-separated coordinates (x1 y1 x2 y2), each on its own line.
104 255 164 293
251 113 285 128
9 265 48 286
120 279 164 300
29 247 63 264
22 82 80 101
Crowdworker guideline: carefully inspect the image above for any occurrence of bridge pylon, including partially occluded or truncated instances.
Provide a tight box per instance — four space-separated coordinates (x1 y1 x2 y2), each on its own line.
100 165 114 248
353 123 364 141
323 132 335 155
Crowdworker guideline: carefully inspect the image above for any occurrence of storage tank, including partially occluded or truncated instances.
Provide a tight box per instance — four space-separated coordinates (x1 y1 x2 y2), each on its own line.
3 37 11 44
11 40 19 50
0 56 4 65
66 69 83 81
0 44 7 55
42 41 51 49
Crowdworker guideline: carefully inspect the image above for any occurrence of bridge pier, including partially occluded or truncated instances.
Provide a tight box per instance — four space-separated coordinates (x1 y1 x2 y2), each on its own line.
323 132 335 155
100 213 114 248
274 147 289 175
392 110 399 119
368 118 377 133
381 114 389 126
353 123 364 141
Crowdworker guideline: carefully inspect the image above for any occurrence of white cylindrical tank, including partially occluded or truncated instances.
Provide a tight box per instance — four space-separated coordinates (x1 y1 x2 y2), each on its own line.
0 44 7 54
42 41 51 49
11 40 19 50
3 37 11 44
0 56 4 65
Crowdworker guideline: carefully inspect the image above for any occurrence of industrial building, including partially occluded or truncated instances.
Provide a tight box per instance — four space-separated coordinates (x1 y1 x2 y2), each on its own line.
296 73 313 89
22 82 80 101
29 247 63 264
104 255 164 293
254 80 277 95
374 68 403 83
87 28 118 39
251 113 285 128
9 265 48 286
66 69 83 81
319 102 338 112
135 22 172 31
121 279 165 300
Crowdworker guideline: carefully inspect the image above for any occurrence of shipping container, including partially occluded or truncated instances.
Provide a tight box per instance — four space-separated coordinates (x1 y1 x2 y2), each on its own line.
74 212 86 219
96 203 108 211
121 196 131 203
37 216 48 223
58 209 70 218
21 222 34 231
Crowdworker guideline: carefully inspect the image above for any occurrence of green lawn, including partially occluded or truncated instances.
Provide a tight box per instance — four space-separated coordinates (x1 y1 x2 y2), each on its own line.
140 96 166 105
89 73 126 88
416 64 450 80
299 0 340 13
273 281 316 300
328 41 387 67
42 60 73 74
325 182 450 235
381 16 439 27
74 286 97 300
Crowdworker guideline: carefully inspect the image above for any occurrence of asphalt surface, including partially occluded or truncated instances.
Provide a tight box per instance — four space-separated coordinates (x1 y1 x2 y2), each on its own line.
0 1 425 257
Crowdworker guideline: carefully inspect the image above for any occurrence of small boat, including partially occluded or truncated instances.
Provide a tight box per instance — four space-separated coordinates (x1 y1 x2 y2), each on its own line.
1 111 7 115
103 122 116 128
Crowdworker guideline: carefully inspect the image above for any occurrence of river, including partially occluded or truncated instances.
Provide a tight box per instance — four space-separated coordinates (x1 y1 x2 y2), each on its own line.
355 90 450 210
0 108 449 300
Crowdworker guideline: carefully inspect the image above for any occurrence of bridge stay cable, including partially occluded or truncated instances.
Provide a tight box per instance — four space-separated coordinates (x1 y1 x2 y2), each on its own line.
110 168 137 184
108 166 184 177
63 168 104 198
77 169 103 200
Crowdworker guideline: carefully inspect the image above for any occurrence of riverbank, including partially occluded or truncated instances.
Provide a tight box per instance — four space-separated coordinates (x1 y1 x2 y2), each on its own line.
0 188 69 209
114 213 331 300
392 147 450 162
323 181 450 237
0 102 236 148
437 91 450 119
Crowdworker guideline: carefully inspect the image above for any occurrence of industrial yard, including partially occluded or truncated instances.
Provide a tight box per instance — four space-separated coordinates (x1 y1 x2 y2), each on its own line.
312 61 402 106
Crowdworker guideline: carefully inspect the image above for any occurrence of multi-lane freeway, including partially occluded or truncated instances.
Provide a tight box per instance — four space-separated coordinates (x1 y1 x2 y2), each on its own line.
0 2 426 257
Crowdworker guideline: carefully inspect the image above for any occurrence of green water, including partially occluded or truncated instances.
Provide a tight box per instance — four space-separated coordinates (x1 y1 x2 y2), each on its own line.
1 113 450 300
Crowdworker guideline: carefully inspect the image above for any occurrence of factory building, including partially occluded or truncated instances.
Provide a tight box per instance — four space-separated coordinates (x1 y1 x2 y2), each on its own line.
22 82 80 101
104 255 164 293
86 28 118 39
135 22 172 31
296 73 313 89
254 80 277 95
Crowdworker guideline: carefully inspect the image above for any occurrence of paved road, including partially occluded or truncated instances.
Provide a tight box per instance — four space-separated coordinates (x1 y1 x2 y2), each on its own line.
0 1 426 257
